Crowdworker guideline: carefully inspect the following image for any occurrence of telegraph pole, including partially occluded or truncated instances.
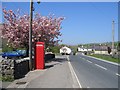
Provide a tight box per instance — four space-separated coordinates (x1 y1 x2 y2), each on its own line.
29 0 33 70
29 0 40 70
112 20 115 56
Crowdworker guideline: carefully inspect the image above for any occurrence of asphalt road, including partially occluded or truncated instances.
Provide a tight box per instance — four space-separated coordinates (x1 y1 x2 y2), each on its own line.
69 53 119 88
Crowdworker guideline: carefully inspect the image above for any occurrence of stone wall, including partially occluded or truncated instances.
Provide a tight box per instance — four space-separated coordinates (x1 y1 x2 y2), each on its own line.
0 59 14 79
0 54 55 81
0 58 30 80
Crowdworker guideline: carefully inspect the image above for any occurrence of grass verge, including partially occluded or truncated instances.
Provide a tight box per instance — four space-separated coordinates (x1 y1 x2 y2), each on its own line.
88 54 119 64
0 49 2 53
0 76 14 82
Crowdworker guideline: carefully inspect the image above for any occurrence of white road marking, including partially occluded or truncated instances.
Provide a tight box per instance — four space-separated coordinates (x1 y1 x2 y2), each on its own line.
86 60 93 63
80 57 93 63
80 57 85 60
87 86 90 88
81 58 85 60
116 73 120 77
95 64 107 70
67 56 82 88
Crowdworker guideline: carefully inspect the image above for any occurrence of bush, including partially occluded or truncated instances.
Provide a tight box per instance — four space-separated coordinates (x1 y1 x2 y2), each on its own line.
48 46 60 53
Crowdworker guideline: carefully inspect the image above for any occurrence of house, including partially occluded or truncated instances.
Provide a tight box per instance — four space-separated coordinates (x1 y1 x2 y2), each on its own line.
93 45 109 54
60 46 72 55
77 47 87 52
77 47 93 52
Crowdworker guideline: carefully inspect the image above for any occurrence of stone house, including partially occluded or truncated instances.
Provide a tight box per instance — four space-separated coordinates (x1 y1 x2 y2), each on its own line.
93 45 109 54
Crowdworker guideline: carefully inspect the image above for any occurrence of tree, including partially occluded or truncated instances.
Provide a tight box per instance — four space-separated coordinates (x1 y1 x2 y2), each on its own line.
48 46 60 53
2 9 64 54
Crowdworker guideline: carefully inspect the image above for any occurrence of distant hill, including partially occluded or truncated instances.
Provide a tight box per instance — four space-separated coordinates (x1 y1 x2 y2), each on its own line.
78 41 119 49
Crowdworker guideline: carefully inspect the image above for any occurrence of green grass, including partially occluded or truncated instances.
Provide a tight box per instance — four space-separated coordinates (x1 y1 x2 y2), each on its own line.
0 49 2 53
0 76 14 82
88 54 119 64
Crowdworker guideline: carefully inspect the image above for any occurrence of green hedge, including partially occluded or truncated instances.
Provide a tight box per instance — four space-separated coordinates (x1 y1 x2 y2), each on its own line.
48 46 60 53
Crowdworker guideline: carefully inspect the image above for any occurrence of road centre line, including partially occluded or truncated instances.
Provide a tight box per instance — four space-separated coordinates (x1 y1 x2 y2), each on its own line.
116 73 120 77
67 56 82 88
86 60 93 63
82 58 85 60
80 57 85 60
80 57 107 70
95 64 107 70
80 57 93 63
80 57 83 59
87 86 90 88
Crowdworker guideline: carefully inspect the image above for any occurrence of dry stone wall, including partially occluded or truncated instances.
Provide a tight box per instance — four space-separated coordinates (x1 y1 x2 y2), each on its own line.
0 58 30 80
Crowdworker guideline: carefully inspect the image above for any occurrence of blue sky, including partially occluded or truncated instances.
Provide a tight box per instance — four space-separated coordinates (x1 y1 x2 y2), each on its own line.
1 2 118 45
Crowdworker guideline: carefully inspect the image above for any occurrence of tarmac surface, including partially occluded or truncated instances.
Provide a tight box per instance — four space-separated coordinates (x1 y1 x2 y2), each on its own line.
70 54 119 88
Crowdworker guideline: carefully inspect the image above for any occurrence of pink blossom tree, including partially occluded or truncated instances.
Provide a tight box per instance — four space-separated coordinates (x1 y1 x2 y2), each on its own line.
2 9 64 54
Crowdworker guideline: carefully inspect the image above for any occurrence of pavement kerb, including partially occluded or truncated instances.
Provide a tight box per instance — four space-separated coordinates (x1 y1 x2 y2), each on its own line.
84 55 120 66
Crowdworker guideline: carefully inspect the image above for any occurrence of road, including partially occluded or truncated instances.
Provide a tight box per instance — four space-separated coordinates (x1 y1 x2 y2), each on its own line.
69 53 119 88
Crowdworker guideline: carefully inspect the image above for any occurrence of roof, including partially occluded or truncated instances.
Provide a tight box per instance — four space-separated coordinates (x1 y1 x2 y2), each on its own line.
93 46 108 51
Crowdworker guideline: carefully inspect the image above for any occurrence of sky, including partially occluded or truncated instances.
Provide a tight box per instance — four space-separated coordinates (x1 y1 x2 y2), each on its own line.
0 2 118 45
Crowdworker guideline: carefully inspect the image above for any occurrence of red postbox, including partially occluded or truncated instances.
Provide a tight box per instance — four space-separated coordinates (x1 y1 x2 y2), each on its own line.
35 42 45 69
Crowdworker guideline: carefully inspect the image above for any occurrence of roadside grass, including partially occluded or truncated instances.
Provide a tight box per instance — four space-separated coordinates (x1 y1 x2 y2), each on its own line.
0 76 14 82
88 54 119 64
0 49 2 53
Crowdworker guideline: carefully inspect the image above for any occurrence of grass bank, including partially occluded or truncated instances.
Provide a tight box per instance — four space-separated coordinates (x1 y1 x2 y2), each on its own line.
88 54 119 64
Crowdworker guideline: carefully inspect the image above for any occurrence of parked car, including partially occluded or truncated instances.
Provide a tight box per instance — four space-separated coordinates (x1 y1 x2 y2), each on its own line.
2 50 26 59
